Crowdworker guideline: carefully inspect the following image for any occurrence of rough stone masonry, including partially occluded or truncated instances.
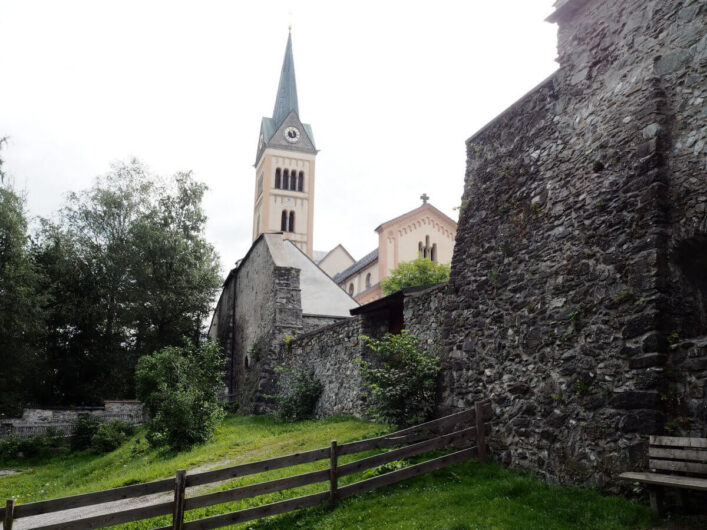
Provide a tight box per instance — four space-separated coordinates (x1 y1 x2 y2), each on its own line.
217 0 706 491
439 0 707 488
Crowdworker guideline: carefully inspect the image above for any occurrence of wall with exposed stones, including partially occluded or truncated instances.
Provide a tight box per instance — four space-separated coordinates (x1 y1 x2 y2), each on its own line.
280 318 368 417
438 0 707 488
0 401 145 439
209 236 304 413
278 286 446 418
404 284 446 350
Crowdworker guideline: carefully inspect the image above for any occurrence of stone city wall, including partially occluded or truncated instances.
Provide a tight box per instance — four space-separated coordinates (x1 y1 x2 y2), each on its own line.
0 401 145 439
438 0 706 488
278 286 446 418
280 318 367 417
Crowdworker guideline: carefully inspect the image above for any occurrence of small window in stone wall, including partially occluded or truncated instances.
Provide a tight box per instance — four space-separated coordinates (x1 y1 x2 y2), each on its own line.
298 171 304 191
283 169 289 190
348 283 354 296
365 273 371 289
275 168 281 189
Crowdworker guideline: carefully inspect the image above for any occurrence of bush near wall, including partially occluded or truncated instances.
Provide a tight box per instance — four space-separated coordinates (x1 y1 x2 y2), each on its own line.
359 330 440 428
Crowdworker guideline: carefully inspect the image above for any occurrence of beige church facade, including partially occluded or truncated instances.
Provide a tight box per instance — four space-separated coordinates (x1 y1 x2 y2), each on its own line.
249 31 457 306
329 200 457 304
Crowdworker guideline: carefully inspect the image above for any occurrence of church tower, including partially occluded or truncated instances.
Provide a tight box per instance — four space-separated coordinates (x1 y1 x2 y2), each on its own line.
252 31 317 257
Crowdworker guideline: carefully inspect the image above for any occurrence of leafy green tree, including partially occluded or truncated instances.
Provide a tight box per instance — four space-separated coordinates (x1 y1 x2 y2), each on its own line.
33 160 221 404
0 182 47 415
136 340 225 450
380 257 450 295
359 331 440 428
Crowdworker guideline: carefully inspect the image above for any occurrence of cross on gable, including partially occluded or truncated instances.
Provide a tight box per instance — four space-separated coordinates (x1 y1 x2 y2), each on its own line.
420 193 429 205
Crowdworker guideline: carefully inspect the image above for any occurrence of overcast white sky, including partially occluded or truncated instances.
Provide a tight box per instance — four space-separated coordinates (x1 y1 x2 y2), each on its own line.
0 0 558 273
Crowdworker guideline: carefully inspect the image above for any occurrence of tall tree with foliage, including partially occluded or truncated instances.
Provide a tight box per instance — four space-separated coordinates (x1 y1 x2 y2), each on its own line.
33 160 222 405
0 165 47 414
380 257 450 295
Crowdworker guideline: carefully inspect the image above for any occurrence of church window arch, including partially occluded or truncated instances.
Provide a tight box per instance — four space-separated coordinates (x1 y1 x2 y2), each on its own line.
290 172 297 191
348 283 354 296
298 171 304 192
365 273 371 289
431 243 437 262
288 211 295 232
282 169 289 190
281 210 288 231
275 168 281 189
418 241 423 257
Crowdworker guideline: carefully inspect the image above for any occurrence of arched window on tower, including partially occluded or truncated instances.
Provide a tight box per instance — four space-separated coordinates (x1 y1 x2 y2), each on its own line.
290 171 297 190
431 244 437 262
282 169 289 190
298 171 304 192
281 210 288 231
275 168 281 189
288 211 295 233
365 273 371 289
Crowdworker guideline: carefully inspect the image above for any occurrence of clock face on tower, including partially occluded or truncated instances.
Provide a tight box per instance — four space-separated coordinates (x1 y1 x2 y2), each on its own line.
284 126 301 143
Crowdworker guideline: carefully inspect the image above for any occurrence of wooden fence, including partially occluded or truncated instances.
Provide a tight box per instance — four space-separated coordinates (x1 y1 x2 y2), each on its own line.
1 402 490 530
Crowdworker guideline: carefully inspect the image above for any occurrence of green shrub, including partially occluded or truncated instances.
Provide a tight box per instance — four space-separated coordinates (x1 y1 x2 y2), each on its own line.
0 435 21 460
71 413 101 451
0 431 65 460
136 340 225 451
274 369 323 422
90 420 135 453
359 330 440 428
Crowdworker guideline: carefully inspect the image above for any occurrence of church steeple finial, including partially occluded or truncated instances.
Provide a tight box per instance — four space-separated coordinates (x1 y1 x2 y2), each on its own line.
272 31 299 128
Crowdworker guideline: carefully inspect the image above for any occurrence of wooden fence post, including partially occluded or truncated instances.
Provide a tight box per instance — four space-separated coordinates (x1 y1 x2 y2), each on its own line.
172 469 187 530
329 440 338 506
4 499 14 530
475 401 487 463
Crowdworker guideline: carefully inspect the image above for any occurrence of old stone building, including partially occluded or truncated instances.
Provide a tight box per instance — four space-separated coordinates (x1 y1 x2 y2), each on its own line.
208 233 357 407
212 0 706 490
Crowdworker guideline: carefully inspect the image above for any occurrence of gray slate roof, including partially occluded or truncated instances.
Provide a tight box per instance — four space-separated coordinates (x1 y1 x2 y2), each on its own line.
333 248 378 284
272 32 298 130
258 33 316 151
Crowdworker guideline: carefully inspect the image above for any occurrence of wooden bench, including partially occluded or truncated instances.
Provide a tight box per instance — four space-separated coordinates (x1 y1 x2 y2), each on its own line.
619 435 707 513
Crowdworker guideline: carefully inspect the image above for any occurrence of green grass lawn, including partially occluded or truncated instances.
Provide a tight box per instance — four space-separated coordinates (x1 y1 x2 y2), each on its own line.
0 414 666 529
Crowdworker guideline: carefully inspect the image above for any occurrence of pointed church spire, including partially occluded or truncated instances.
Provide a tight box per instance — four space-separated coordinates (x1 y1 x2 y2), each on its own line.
272 31 299 128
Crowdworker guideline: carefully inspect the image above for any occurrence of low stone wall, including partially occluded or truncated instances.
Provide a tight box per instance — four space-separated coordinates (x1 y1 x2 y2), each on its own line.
279 286 447 418
0 401 145 439
280 318 367 417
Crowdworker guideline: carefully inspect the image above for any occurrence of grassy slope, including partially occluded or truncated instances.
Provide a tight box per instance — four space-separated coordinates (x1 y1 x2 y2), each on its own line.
0 415 658 529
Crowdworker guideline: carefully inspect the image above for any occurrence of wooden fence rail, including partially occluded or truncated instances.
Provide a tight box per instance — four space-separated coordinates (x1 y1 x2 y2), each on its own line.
1 402 490 530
